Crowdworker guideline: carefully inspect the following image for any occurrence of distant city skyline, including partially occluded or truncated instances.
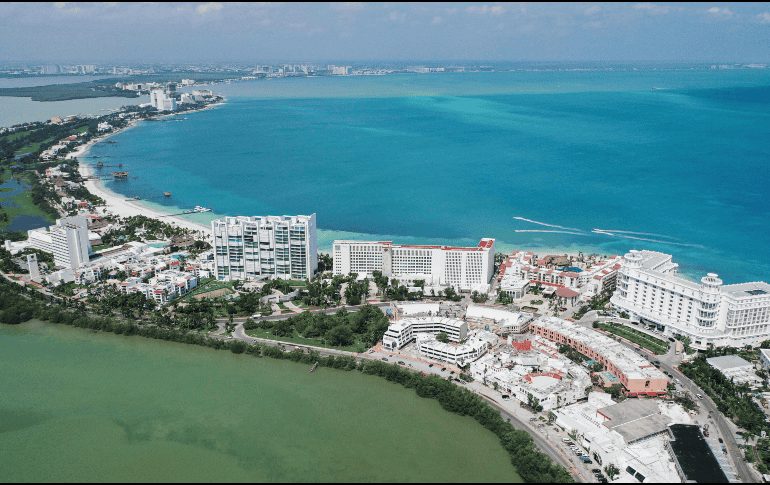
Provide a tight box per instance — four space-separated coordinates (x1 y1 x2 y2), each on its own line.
1 2 770 63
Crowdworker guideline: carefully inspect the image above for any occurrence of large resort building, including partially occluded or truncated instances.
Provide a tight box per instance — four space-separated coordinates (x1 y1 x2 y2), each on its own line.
333 238 496 292
611 249 770 350
212 214 317 282
497 250 622 300
531 317 669 396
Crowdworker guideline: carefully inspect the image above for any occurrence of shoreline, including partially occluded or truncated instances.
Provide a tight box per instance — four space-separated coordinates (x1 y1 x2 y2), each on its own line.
66 99 613 261
69 104 225 239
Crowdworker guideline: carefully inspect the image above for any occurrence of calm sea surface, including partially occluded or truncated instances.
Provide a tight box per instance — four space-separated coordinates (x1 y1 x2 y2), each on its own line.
0 321 518 482
84 70 770 283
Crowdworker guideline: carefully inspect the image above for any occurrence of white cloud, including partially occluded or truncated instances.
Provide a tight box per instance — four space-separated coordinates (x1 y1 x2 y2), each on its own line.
445 7 458 15
584 5 600 16
634 3 671 15
53 2 68 9
466 4 505 16
432 16 443 24
196 2 223 15
330 2 364 11
102 2 117 7
389 10 405 22
707 7 733 17
757 12 770 24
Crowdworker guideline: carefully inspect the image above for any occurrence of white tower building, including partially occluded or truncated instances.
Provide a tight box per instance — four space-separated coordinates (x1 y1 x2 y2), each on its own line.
27 253 40 281
51 216 91 269
211 214 317 282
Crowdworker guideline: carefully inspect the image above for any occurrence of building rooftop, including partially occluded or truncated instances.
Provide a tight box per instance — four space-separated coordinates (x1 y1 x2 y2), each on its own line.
706 354 752 371
668 424 729 483
535 317 668 383
597 399 670 444
722 281 770 299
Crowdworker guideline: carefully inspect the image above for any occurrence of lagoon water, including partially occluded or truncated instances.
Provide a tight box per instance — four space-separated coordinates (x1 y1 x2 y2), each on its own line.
85 69 770 283
0 322 518 482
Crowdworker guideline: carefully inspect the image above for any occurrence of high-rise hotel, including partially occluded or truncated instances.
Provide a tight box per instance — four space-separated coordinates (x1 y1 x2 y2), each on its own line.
332 239 496 291
212 214 317 282
611 250 770 349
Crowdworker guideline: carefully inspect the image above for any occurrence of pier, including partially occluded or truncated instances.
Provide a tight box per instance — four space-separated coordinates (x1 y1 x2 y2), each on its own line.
111 171 129 179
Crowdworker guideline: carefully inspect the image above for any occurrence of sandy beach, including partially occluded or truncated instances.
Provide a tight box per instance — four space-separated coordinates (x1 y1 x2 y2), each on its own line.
68 122 213 239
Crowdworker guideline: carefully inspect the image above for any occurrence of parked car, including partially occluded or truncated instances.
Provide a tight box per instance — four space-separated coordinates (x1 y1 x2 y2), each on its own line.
428 364 434 367
398 361 406 365
718 438 723 443
449 371 455 375
441 367 446 372
381 358 388 361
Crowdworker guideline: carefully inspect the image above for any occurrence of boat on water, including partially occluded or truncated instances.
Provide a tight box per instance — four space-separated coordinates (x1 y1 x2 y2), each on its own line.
164 192 171 197
96 161 103 168
183 206 212 214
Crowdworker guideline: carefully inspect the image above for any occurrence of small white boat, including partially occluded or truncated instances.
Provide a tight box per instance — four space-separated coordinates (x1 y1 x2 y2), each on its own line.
183 206 212 214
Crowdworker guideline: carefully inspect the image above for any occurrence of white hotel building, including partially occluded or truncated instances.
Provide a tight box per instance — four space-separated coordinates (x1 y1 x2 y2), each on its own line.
333 239 495 291
382 316 490 365
212 214 317 282
611 250 770 350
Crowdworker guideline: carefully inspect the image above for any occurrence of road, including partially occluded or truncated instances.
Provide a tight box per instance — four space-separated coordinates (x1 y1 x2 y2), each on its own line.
479 394 588 482
662 361 753 482
575 310 754 483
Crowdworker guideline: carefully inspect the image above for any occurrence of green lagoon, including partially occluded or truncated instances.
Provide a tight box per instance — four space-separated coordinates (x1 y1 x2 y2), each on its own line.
0 321 520 482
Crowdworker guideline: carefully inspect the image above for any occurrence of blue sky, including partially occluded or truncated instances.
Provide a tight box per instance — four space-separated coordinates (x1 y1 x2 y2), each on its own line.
2 2 769 63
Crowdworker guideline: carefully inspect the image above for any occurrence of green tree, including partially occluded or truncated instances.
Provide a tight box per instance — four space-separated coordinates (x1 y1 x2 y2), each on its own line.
436 331 449 343
604 463 620 480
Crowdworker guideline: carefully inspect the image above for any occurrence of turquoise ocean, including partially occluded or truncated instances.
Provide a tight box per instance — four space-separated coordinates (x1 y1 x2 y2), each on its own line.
83 68 770 284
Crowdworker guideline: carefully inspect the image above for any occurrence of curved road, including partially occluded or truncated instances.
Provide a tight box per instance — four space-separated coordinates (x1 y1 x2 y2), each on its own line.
576 310 754 483
478 394 586 482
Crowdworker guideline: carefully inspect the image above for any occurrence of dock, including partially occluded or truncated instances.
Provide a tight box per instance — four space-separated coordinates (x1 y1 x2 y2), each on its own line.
112 171 129 179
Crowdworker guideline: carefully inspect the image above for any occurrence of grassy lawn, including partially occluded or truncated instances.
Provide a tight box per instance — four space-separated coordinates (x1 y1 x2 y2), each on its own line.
182 278 232 301
596 321 668 355
14 136 55 156
2 129 34 142
277 302 288 309
244 328 366 353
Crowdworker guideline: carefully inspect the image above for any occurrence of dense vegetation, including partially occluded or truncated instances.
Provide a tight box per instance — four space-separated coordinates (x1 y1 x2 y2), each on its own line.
244 305 389 348
0 277 572 483
573 290 612 320
0 81 140 102
679 356 767 435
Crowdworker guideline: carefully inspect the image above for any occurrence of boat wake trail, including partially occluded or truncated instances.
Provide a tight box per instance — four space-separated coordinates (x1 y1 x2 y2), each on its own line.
592 231 704 248
513 217 584 232
593 229 679 240
515 230 591 236
513 216 703 248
